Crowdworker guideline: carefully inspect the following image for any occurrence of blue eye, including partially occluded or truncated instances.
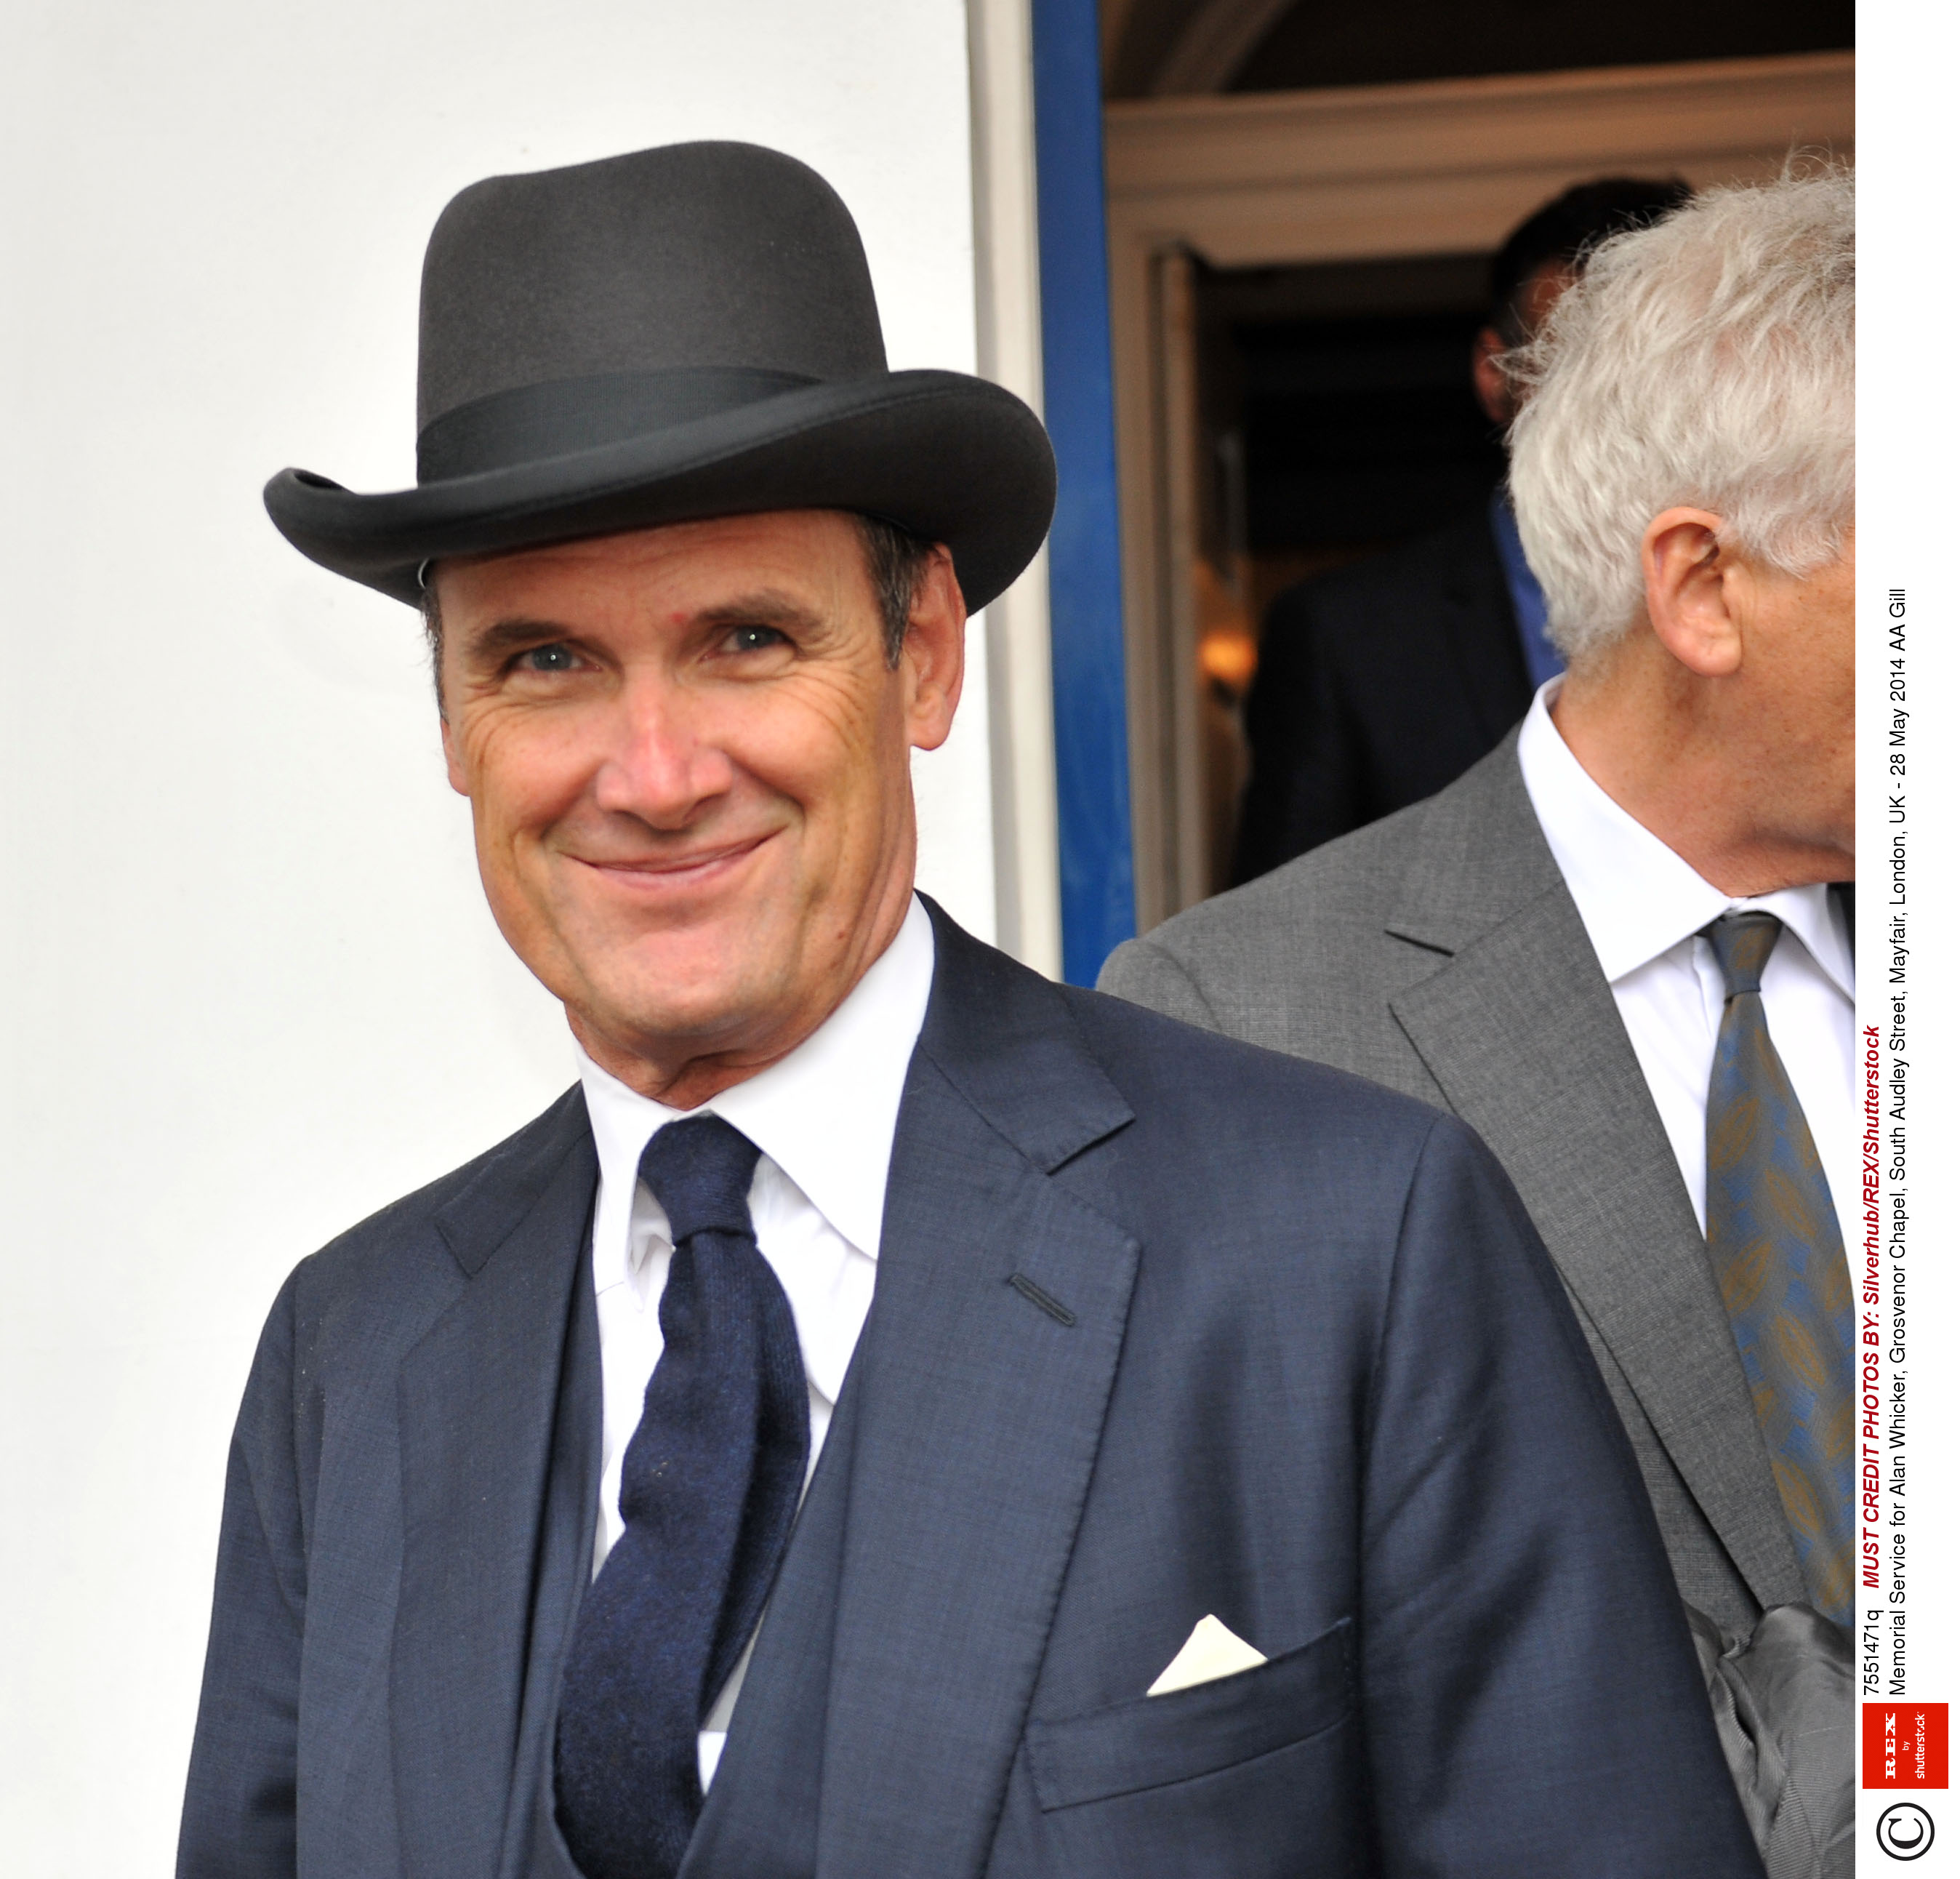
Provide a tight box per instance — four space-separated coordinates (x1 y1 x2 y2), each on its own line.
728 625 787 653
523 644 577 671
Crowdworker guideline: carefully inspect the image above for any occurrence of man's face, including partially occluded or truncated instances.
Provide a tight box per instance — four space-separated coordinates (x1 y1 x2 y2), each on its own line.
435 510 963 1101
1730 530 1856 855
1472 260 1577 425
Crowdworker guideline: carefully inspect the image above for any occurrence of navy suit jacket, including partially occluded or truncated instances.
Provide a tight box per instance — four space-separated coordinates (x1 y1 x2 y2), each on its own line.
179 905 1762 1878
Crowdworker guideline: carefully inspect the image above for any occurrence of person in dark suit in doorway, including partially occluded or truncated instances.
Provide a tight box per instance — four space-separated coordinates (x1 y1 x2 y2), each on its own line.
177 141 1762 1879
1232 175 1691 884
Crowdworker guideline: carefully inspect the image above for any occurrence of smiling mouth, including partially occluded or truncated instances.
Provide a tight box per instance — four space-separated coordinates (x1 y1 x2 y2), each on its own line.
569 831 775 886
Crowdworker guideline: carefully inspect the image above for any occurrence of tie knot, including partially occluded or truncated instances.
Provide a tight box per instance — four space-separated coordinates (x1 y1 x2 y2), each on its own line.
1703 910 1783 999
638 1113 762 1243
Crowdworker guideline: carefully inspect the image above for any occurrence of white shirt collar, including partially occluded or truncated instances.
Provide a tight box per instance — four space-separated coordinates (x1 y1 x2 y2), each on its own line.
1516 679 1852 995
577 894 936 1287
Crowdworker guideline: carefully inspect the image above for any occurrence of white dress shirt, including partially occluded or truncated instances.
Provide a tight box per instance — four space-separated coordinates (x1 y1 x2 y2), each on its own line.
574 893 935 1789
1516 682 1855 1235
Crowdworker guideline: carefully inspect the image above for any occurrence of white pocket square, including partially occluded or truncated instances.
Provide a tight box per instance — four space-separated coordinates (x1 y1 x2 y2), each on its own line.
1146 1614 1268 1696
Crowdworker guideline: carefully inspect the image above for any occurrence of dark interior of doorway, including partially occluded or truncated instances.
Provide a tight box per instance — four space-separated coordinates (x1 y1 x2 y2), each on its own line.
1186 249 1505 889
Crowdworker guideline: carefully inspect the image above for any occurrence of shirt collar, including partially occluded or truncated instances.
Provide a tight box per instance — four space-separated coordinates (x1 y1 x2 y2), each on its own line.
577 894 936 1283
1516 680 1852 995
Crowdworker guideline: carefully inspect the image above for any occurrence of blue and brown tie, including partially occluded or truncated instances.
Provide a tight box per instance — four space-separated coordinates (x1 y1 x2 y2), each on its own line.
1703 911 1855 1627
555 1114 811 1879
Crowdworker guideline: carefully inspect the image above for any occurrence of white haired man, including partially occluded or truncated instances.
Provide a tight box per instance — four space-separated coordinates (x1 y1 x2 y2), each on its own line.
1103 169 1855 1874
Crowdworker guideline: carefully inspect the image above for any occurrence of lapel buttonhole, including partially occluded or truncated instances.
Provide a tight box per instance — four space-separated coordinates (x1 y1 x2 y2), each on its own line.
1008 1273 1076 1327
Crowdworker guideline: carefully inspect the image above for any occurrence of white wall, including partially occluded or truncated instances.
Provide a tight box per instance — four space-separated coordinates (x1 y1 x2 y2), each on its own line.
0 4 991 1868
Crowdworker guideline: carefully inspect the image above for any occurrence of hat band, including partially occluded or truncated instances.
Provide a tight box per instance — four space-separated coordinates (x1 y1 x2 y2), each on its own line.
416 366 819 483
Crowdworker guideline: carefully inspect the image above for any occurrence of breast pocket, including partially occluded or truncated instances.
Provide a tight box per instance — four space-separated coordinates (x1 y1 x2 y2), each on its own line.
1025 1615 1356 1812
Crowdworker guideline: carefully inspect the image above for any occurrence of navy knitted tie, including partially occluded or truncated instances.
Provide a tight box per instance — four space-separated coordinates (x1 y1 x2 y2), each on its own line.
555 1115 811 1879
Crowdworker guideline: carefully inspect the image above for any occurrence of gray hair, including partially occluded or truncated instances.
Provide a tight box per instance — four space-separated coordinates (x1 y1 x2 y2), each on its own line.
1506 164 1854 669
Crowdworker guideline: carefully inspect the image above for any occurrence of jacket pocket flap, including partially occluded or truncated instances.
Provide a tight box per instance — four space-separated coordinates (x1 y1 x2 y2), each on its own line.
1025 1616 1354 1811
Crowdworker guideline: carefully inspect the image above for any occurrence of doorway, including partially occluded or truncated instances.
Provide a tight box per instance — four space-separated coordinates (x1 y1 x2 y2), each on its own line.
1179 250 1505 890
1101 50 1854 934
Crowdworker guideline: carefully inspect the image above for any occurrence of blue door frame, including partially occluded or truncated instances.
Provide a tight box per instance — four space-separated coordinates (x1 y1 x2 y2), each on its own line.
1029 0 1136 984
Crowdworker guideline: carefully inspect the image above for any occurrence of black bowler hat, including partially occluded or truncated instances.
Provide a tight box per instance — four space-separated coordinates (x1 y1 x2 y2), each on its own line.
265 141 1056 610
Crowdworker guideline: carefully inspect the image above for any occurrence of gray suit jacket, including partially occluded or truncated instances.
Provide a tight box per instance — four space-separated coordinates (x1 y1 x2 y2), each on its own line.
179 904 1761 1878
1101 737 1804 1638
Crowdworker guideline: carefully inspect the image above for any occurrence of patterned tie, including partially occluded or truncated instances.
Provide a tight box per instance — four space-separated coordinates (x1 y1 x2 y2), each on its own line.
1702 911 1855 1626
555 1115 811 1879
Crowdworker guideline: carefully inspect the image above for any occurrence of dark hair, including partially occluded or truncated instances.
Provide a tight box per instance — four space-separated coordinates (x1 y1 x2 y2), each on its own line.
419 510 936 712
854 513 938 667
1489 177 1694 341
419 582 445 713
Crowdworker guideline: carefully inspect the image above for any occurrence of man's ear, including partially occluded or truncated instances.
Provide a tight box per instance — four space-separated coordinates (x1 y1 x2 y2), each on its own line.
901 546 966 753
1642 508 1742 678
440 702 470 795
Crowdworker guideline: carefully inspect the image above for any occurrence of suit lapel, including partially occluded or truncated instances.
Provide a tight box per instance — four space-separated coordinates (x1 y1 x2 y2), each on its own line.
807 913 1139 1879
390 1089 602 1879
1383 751 1804 1610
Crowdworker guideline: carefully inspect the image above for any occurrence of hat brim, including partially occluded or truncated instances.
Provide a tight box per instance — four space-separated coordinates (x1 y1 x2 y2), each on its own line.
265 369 1056 612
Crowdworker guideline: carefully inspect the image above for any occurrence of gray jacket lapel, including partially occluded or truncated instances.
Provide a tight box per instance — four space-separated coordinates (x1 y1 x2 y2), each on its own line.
809 914 1140 1879
390 1089 603 1879
1384 748 1803 1610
